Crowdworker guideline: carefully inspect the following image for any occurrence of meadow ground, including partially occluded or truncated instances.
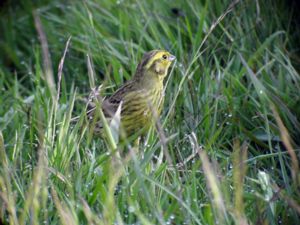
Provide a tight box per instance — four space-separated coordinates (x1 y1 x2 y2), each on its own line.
0 0 300 224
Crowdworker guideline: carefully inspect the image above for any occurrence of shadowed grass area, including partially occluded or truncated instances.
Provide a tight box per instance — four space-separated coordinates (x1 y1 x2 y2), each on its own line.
0 0 300 224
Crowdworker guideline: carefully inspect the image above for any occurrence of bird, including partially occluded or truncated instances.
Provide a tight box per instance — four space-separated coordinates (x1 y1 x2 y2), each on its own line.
88 50 176 142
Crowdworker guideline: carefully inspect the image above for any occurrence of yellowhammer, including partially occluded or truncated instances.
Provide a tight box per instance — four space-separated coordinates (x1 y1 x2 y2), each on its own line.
89 50 176 140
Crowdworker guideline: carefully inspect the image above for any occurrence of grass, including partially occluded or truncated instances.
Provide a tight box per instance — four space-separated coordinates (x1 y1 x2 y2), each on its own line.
0 0 300 224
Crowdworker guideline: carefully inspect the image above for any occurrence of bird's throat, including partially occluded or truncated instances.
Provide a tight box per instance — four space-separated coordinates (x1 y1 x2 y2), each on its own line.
137 70 165 90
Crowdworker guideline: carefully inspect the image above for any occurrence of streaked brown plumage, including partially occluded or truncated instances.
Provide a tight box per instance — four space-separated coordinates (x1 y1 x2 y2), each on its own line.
89 50 176 138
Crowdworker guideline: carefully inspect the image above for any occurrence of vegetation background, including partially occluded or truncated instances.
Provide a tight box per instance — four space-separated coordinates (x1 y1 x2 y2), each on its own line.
0 0 300 224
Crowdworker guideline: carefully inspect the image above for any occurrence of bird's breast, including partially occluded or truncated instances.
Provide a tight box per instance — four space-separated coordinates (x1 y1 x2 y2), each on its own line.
120 87 165 136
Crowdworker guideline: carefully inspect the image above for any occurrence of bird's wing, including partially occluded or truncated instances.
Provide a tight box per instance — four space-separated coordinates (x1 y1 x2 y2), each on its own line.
88 80 136 119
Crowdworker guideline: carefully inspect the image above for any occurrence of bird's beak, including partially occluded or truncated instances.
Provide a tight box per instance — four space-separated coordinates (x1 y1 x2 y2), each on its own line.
168 55 176 61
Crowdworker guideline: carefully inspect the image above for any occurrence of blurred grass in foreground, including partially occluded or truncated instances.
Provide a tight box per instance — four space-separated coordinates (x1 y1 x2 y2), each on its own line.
0 0 300 224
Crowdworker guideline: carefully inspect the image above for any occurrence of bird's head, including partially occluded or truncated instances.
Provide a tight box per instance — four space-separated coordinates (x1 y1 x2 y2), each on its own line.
134 50 176 81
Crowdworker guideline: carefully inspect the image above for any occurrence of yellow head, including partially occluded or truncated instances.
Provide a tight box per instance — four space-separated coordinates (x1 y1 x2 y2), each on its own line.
134 50 176 80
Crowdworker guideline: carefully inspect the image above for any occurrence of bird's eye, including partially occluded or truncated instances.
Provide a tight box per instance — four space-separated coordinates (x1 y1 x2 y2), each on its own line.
162 54 168 60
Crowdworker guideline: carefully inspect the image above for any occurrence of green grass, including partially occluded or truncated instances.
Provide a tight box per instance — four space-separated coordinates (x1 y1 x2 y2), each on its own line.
0 0 300 224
